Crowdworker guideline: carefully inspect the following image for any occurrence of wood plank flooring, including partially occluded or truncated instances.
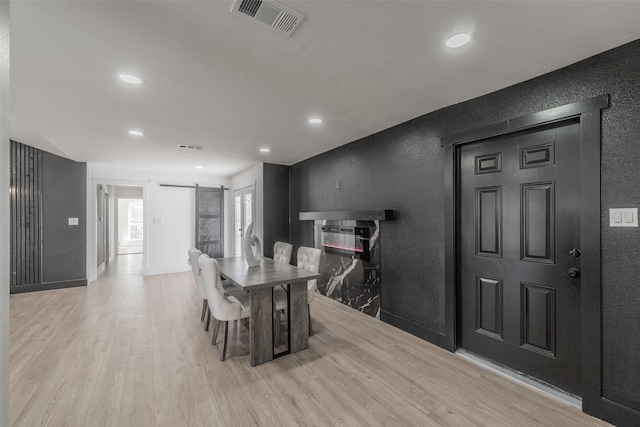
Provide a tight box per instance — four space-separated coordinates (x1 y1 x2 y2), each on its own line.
10 255 610 426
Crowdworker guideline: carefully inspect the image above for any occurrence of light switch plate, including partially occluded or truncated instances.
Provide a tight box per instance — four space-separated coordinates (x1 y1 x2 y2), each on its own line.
68 217 79 226
609 208 638 227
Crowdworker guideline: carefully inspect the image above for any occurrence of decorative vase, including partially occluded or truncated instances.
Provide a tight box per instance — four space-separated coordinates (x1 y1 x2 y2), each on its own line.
243 221 262 267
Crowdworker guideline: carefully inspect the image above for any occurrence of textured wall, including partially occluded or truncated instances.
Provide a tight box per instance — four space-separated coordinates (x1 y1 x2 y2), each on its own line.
263 163 290 259
290 127 445 338
290 39 640 413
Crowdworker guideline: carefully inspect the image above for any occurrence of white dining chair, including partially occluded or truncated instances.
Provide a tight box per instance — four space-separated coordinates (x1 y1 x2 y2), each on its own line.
189 249 246 331
273 246 321 345
199 254 251 361
273 241 293 265
188 248 209 328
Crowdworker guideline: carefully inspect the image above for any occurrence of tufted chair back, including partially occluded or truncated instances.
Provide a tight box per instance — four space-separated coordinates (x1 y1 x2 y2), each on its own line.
296 246 321 303
198 254 243 322
273 242 293 265
188 248 206 299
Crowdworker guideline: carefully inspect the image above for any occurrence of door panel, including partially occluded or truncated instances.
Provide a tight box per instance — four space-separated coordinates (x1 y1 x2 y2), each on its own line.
476 186 502 256
521 183 554 263
521 282 556 356
476 275 503 339
460 122 582 395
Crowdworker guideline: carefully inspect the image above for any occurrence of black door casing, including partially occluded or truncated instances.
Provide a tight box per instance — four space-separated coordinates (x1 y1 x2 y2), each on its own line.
443 95 612 420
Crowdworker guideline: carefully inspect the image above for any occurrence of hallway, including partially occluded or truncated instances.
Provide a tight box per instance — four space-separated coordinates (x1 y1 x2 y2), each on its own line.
102 253 143 277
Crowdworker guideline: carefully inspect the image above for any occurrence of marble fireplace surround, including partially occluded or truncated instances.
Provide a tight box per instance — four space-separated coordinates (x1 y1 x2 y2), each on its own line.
299 210 395 319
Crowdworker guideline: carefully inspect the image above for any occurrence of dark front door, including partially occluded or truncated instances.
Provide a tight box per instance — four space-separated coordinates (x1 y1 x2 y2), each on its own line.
459 121 582 395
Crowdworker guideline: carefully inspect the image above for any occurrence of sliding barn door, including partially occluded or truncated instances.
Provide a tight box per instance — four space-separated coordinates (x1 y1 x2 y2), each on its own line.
195 186 224 258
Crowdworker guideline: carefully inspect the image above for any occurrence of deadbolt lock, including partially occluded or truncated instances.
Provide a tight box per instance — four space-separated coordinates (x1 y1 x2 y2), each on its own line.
569 248 581 259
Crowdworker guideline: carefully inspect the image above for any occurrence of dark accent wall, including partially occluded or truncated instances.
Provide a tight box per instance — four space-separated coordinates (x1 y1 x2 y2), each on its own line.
263 163 290 259
10 141 87 293
290 111 447 344
41 151 86 287
290 39 640 423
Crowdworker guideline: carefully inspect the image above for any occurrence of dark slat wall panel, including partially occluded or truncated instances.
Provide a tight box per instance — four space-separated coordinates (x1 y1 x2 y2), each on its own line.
9 140 43 290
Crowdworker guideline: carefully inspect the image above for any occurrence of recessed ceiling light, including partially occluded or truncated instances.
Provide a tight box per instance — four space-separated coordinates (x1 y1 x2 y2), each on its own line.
308 118 323 125
259 148 270 153
195 165 203 169
119 73 144 84
128 130 144 137
446 33 472 48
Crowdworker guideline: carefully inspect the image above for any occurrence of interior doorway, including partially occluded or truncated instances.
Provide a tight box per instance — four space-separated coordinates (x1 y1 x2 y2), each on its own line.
113 186 144 256
96 184 109 273
96 184 144 276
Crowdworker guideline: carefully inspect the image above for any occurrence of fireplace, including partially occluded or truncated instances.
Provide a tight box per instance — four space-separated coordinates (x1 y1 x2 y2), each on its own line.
300 210 395 319
317 221 371 261
313 219 381 318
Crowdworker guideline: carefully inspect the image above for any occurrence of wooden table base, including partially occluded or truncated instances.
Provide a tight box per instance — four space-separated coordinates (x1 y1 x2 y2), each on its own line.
249 287 273 366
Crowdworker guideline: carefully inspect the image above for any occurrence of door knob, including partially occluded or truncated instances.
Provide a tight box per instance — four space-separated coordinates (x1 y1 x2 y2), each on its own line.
568 268 581 278
569 248 581 258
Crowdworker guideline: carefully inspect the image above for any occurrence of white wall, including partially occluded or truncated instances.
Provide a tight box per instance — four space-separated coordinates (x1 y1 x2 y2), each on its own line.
114 185 143 199
230 163 264 253
87 165 232 281
106 185 116 262
146 185 192 275
0 1 9 422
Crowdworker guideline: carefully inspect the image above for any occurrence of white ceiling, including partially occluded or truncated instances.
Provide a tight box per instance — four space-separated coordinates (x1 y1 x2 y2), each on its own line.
10 1 640 177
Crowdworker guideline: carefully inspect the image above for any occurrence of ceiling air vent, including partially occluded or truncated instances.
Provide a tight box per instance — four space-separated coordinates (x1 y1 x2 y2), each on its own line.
231 0 305 37
177 144 203 150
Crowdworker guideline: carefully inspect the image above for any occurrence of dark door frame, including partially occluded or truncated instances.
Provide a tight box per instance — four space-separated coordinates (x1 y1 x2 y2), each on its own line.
441 95 609 418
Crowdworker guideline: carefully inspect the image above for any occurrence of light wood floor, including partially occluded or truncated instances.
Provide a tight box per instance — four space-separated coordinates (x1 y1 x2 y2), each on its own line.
10 255 609 426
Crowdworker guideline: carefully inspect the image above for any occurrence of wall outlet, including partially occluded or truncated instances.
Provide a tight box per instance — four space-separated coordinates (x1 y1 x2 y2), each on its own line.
609 208 638 227
68 217 79 226
336 180 340 189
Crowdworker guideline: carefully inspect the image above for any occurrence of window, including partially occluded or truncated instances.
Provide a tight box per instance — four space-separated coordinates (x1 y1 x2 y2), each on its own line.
128 201 143 240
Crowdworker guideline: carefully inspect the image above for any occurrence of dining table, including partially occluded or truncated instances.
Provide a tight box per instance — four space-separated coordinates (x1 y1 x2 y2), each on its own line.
215 256 321 366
